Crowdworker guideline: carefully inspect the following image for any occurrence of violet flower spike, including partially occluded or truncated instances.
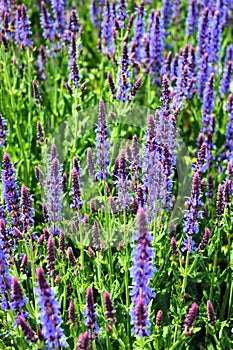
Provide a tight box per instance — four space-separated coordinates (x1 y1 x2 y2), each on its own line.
186 0 197 37
17 316 36 343
40 1 55 41
0 114 8 147
0 235 12 311
35 267 68 348
95 99 110 180
20 185 34 234
2 153 20 228
130 208 156 337
183 302 198 331
84 287 99 339
11 277 28 325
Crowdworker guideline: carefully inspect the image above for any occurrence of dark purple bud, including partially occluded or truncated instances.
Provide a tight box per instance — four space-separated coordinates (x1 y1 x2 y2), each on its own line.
38 234 45 244
216 184 224 221
42 202 49 223
128 77 142 101
32 80 42 106
207 300 216 325
64 82 73 95
92 221 100 249
170 221 175 238
107 72 116 98
68 300 76 324
35 166 44 185
0 32 8 52
58 230 65 256
207 174 213 199
183 302 198 331
71 221 77 234
112 158 119 184
67 247 76 267
62 173 67 192
115 236 122 248
88 247 95 258
109 196 118 217
224 179 231 208
37 121 44 145
76 331 90 350
14 227 23 240
87 148 96 181
198 228 210 253
155 310 163 326
104 291 116 325
127 13 134 32
43 228 50 240
55 275 60 285
170 237 178 255
71 59 80 88
20 254 28 270
118 149 127 180
90 199 97 215
83 214 89 229
17 316 36 343
81 82 87 92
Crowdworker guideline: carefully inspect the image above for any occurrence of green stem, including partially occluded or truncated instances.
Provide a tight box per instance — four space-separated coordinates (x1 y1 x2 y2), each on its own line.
210 227 220 301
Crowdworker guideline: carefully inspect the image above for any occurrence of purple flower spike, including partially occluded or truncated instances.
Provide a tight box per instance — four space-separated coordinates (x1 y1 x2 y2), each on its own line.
156 310 163 326
95 99 110 180
71 59 80 88
162 0 172 32
104 291 116 325
202 73 215 133
133 297 149 337
15 4 32 49
117 41 131 102
198 53 209 99
207 300 216 325
84 287 99 339
70 167 83 211
46 145 63 234
216 184 224 221
210 10 222 64
0 236 11 310
51 0 65 35
21 185 34 234
197 8 209 61
47 235 55 277
130 208 156 337
149 9 164 84
182 172 202 252
220 60 232 99
183 302 198 331
17 316 36 343
198 228 210 253
11 277 28 323
186 0 197 37
76 331 90 350
130 1 145 64
0 114 8 147
2 153 20 228
40 1 54 41
101 0 114 54
35 267 68 348
68 300 76 324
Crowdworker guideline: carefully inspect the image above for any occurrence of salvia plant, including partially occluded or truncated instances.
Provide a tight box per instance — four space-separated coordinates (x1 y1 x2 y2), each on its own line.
0 0 233 350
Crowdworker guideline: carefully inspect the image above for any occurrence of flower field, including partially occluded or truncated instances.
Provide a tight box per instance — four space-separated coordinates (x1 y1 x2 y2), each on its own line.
0 0 233 349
